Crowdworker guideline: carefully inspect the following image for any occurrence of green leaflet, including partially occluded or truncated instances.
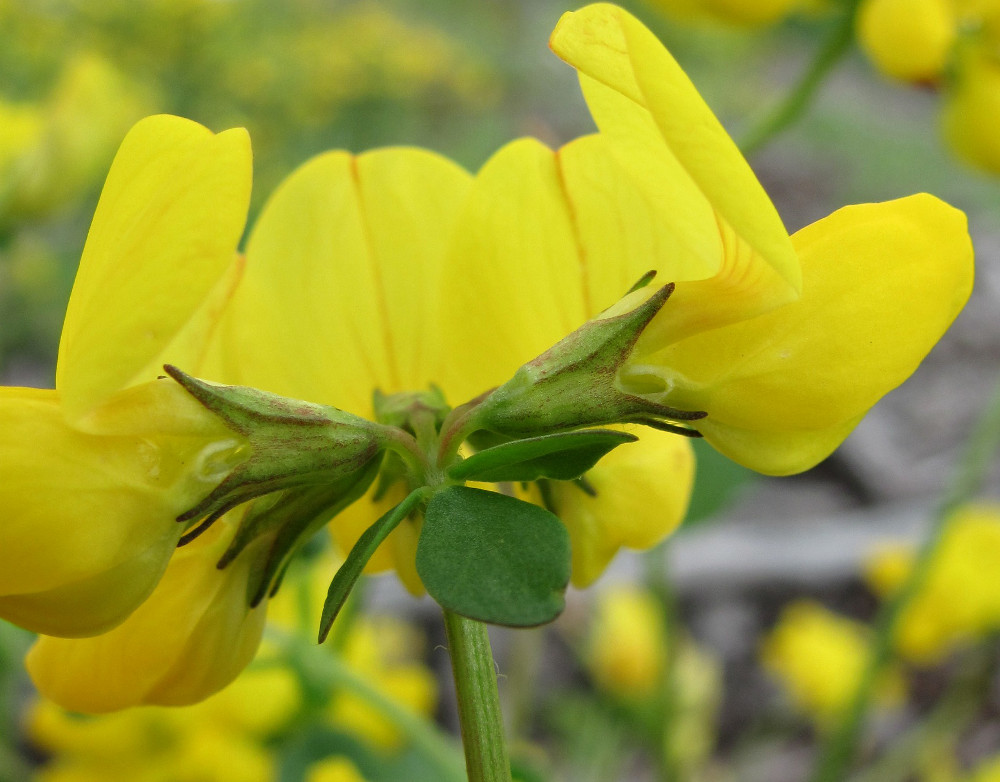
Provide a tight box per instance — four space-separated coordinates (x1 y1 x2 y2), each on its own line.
447 429 637 483
317 487 429 642
416 486 570 627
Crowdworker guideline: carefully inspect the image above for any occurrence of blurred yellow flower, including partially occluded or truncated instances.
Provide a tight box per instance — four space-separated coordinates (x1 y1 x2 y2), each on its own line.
28 664 298 782
865 503 1000 664
857 0 956 82
306 757 371 782
1 52 155 219
761 600 905 725
587 584 667 696
858 0 1000 173
967 754 1000 782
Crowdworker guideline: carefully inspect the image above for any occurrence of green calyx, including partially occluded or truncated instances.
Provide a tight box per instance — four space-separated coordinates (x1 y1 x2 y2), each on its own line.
470 282 706 439
165 365 385 545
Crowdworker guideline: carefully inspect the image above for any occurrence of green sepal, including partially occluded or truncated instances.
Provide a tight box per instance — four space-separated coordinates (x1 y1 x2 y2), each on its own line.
238 457 382 607
166 365 383 533
416 487 570 627
317 488 429 643
470 284 707 438
447 429 637 483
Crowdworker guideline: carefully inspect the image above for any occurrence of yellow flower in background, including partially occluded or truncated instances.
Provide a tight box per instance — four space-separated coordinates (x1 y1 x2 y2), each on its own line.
858 0 1000 173
306 757 371 782
585 584 722 774
943 42 1000 172
0 52 156 219
761 600 905 725
865 504 1000 664
587 584 667 696
967 754 1000 782
28 665 298 782
857 0 956 82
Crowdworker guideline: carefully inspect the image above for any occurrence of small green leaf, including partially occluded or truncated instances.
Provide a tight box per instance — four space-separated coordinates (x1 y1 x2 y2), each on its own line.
447 429 636 483
416 486 570 627
318 488 428 642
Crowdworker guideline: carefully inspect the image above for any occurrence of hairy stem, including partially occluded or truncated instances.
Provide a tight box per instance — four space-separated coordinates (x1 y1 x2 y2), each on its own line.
444 610 513 782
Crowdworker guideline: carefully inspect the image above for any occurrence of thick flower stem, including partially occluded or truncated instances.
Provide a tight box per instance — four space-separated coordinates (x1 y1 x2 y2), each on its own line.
810 369 1000 782
739 0 861 156
444 610 513 782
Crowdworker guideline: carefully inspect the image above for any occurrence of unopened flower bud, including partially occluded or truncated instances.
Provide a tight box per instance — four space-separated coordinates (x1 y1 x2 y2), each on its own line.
471 283 706 439
164 366 385 543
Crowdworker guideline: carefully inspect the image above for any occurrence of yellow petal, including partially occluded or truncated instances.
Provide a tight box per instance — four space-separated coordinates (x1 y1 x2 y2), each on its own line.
543 426 694 586
857 0 955 83
208 147 471 416
26 518 267 713
0 384 232 636
56 114 252 420
437 137 589 404
623 194 973 475
550 3 801 341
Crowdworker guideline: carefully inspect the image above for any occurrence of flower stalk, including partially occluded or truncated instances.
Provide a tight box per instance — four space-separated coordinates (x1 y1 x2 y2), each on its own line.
444 610 513 782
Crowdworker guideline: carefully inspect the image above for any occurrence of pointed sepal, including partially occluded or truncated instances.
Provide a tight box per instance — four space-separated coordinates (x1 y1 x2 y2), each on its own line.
471 284 706 438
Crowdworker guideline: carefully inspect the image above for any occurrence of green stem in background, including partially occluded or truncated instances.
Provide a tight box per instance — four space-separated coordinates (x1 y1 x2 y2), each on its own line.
444 609 513 782
644 545 683 782
848 642 997 782
738 0 861 156
810 370 1000 782
266 626 466 782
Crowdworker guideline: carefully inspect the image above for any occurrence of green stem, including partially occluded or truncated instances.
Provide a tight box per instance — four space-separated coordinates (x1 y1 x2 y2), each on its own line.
739 0 861 156
266 627 466 782
644 546 683 782
810 370 1000 782
848 642 996 782
444 610 513 782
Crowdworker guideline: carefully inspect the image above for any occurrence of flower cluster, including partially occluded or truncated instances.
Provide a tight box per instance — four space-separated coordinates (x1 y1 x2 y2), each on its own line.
857 0 1000 173
0 2 973 713
865 503 1000 664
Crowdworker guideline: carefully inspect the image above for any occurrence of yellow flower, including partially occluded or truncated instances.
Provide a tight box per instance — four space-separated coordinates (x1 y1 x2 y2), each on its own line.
27 664 294 782
865 503 1000 664
27 517 270 712
587 585 667 696
306 757 371 782
0 115 251 641
0 52 156 220
967 754 1000 782
761 600 905 725
541 4 972 476
943 42 1000 174
212 3 971 595
857 0 957 83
